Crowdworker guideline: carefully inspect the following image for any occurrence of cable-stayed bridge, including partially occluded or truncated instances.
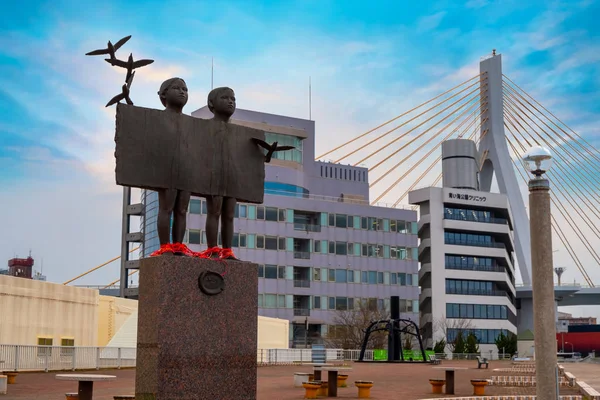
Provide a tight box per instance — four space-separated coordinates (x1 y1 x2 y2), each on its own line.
318 52 599 297
68 51 600 308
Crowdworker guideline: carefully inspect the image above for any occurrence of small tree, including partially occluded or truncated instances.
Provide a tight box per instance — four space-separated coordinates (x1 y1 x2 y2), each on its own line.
465 332 480 357
433 339 446 354
434 316 474 353
403 333 414 350
495 332 518 358
453 331 466 355
326 299 389 349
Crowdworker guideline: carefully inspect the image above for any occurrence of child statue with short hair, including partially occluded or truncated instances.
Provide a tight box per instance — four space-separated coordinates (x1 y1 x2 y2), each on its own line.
150 77 193 256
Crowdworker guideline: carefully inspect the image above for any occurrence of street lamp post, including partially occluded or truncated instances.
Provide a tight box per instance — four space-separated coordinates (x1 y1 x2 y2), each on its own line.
565 342 574 353
523 146 558 400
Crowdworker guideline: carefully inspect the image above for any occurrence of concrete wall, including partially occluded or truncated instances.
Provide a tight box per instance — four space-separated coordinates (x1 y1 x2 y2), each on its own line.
0 275 99 346
258 316 289 349
0 275 289 350
97 296 138 347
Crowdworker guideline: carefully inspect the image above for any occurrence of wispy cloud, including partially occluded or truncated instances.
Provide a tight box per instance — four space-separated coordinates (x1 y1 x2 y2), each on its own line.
1 0 599 301
417 11 447 32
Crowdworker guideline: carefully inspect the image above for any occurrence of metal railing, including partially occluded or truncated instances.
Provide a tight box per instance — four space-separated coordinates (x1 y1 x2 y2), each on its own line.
446 288 510 298
293 279 311 288
0 344 136 372
293 251 311 259
293 308 310 316
264 189 412 210
444 213 508 225
293 223 321 232
445 264 506 273
3 344 569 371
445 239 506 249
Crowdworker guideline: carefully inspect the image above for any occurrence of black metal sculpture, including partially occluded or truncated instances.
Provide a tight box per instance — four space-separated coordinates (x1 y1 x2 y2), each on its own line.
85 35 154 107
357 318 428 363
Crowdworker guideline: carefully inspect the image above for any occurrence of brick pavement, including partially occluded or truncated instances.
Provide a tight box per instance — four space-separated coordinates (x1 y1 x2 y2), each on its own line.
0 360 583 399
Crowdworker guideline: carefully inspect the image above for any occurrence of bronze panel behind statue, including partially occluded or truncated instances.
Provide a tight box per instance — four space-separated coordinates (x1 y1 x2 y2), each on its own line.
115 103 265 203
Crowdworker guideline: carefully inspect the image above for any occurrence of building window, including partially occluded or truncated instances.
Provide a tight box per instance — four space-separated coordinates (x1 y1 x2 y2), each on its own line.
335 269 347 283
257 235 265 249
258 265 264 278
189 199 202 214
265 207 278 221
264 132 303 163
265 236 278 250
257 206 265 220
60 338 75 356
313 268 321 281
335 214 347 228
188 229 201 245
265 265 278 279
37 337 53 356
264 294 277 308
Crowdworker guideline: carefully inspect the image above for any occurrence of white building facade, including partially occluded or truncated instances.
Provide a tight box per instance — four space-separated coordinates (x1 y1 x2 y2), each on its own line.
409 139 517 356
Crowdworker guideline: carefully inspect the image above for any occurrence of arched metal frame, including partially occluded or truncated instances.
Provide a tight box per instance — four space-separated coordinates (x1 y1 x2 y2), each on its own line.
357 318 428 363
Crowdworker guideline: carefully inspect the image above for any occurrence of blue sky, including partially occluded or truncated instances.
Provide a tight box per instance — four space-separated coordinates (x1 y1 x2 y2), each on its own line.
1 0 599 315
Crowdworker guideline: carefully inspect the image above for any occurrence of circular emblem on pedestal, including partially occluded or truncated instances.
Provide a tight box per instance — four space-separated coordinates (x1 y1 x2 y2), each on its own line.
198 271 225 295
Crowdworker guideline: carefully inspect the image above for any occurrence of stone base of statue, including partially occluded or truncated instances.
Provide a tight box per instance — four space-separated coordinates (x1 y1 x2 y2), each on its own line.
135 256 258 400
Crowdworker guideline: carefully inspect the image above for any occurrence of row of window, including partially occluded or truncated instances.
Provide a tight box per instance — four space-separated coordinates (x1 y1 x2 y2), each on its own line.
445 279 503 296
327 214 417 233
447 328 512 345
446 303 509 320
265 132 303 163
445 254 514 282
320 164 367 182
188 200 417 235
185 231 418 260
37 337 74 356
259 265 419 286
444 207 507 225
444 232 506 250
445 255 496 268
258 294 419 313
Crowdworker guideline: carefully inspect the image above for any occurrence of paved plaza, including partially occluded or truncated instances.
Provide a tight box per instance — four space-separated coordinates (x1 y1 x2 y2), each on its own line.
1 360 596 399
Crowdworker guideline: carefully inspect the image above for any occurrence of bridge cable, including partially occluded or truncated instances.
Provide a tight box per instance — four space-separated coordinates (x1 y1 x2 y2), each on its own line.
504 122 600 258
334 77 487 165
63 246 140 285
370 97 485 198
503 99 600 224
503 83 600 179
390 112 488 207
404 123 487 210
505 126 597 285
505 135 595 286
505 135 594 287
503 74 600 163
504 108 600 239
371 100 486 204
316 72 485 160
358 85 486 168
409 125 489 211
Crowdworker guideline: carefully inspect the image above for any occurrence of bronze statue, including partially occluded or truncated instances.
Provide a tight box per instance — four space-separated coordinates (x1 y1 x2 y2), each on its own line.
202 87 238 259
87 35 293 260
152 78 193 256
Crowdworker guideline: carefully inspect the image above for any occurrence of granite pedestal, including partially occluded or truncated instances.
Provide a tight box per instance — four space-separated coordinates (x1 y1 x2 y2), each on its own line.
135 256 258 400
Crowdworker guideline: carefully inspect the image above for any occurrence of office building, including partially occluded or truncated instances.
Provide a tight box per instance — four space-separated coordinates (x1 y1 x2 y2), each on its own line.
409 139 517 355
141 107 420 346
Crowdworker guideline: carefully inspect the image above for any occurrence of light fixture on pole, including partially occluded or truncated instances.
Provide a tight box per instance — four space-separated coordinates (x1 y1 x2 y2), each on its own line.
523 145 558 400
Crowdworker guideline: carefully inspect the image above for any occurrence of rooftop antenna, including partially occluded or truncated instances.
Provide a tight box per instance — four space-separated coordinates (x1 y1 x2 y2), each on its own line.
211 57 214 90
309 76 312 121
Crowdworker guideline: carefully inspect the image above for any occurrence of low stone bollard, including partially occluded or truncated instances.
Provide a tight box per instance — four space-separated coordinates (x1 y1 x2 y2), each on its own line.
0 375 7 395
